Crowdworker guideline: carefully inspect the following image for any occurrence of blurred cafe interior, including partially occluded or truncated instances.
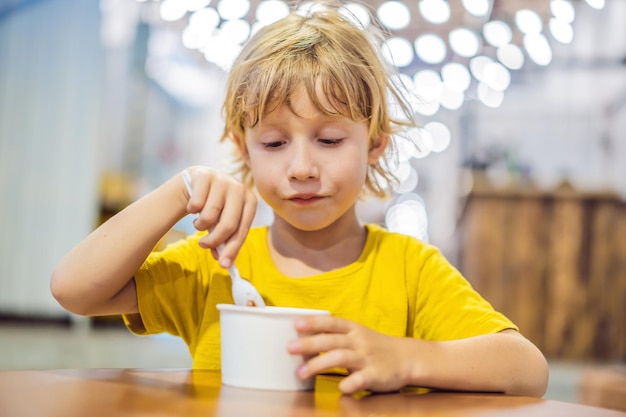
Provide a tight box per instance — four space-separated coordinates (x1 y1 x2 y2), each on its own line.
0 0 625 409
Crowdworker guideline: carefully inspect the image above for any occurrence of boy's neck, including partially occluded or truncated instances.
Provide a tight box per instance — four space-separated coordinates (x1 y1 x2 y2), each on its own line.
268 212 368 277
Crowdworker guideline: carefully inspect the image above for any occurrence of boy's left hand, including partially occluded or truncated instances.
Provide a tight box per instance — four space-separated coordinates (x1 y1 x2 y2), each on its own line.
286 315 414 394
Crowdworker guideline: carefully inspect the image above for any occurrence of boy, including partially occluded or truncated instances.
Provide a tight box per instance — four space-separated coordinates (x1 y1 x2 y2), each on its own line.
51 1 549 396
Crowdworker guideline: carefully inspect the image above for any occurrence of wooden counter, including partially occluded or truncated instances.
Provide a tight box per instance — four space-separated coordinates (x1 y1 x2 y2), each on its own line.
458 177 626 360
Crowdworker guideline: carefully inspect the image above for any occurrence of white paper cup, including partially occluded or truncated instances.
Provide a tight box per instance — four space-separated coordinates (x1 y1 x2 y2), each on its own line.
217 304 330 391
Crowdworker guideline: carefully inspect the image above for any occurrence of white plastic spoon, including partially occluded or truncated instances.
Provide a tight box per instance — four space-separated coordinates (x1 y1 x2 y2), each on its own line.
181 170 265 307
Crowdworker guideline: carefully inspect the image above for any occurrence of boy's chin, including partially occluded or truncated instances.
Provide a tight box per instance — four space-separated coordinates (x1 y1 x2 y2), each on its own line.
274 214 358 233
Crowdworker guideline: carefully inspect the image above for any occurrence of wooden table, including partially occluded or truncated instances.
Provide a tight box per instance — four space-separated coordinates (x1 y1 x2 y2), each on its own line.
0 368 624 417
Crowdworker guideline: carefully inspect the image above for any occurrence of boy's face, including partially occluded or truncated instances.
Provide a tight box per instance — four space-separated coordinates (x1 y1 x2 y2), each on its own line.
241 84 386 231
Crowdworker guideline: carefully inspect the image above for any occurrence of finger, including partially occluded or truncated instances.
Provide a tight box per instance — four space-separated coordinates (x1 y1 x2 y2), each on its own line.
338 370 369 394
194 180 227 232
297 348 362 379
288 333 352 355
202 186 246 249
185 167 218 215
218 192 257 267
294 315 354 335
185 176 211 216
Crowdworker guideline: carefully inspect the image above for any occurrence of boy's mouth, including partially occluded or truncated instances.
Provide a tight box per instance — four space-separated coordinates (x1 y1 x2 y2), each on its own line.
288 194 325 204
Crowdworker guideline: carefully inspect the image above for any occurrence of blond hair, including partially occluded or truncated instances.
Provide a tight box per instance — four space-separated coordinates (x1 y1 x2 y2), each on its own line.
221 1 415 198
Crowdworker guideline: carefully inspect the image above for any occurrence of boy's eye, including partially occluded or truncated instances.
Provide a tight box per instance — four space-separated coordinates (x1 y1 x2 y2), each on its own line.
319 138 344 146
262 141 285 149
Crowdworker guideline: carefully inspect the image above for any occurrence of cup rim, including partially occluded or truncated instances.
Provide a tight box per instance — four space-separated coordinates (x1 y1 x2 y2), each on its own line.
217 304 329 316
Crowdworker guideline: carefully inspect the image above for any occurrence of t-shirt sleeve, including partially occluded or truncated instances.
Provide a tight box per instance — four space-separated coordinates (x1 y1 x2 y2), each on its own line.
123 233 212 347
411 244 518 341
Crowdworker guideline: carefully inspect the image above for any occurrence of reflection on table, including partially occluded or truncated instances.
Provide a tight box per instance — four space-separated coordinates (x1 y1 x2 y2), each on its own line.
0 368 625 417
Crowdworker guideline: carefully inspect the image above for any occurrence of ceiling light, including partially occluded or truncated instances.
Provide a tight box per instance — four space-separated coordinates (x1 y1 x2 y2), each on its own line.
424 121 451 152
549 18 574 44
449 28 480 58
469 55 493 81
441 62 471 92
550 0 575 23
515 9 543 34
461 0 491 17
483 20 512 48
418 0 451 24
340 2 371 29
414 34 447 64
496 43 525 70
584 0 605 10
216 0 250 20
523 33 553 66
378 1 411 30
383 37 415 67
255 1 289 25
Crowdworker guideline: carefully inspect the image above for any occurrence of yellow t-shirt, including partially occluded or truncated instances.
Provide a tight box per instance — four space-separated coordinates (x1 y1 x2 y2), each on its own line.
124 224 516 369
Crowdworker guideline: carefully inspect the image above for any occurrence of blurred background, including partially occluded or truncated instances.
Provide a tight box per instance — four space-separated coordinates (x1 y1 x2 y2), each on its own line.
0 0 625 409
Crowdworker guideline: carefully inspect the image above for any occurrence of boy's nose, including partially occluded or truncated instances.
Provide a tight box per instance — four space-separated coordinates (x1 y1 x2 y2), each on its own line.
287 145 319 180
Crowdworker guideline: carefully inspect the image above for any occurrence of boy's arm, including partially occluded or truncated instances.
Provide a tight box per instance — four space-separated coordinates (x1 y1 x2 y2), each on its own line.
402 329 549 397
289 317 549 397
50 167 257 317
50 174 190 316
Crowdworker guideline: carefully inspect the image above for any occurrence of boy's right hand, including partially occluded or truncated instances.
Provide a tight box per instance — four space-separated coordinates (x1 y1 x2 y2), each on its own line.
182 166 257 268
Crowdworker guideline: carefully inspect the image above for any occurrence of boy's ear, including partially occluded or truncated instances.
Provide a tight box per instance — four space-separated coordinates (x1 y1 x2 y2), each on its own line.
234 134 251 165
367 134 389 164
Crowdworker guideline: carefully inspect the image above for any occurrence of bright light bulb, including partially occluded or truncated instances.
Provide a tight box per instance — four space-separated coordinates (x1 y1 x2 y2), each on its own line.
439 87 464 110
340 2 371 29
449 28 480 58
424 121 451 152
441 62 471 92
550 0 575 23
382 37 415 67
461 0 490 17
483 20 512 47
585 0 605 9
219 19 251 45
523 33 553 66
418 0 451 24
377 1 411 30
217 0 250 20
477 82 504 108
469 55 493 81
160 0 187 21
184 0 210 12
256 1 289 25
549 18 574 44
482 62 511 91
497 44 525 70
414 34 447 64
515 9 543 34
413 69 443 101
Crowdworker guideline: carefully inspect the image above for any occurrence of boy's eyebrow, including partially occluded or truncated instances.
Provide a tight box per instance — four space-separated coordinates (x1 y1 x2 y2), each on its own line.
256 116 355 131
261 108 352 123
